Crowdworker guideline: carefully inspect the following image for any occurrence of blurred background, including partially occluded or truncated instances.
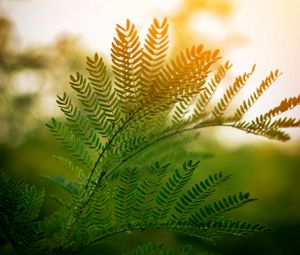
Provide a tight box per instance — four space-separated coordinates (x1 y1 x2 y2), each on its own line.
0 0 299 254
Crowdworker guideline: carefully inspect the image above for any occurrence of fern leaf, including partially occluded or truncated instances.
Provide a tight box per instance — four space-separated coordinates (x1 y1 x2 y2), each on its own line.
57 92 102 150
172 172 232 221
114 167 140 224
256 94 300 122
0 173 45 254
111 19 142 112
234 69 281 120
233 121 291 141
154 160 200 220
239 116 300 130
124 242 192 255
134 162 170 220
193 61 232 118
86 53 122 126
154 46 220 104
140 18 169 100
199 217 269 237
212 64 256 118
134 46 220 125
171 97 193 125
69 72 113 137
19 186 45 228
46 118 94 167
189 192 256 223
266 117 300 128
70 193 93 248
90 182 112 232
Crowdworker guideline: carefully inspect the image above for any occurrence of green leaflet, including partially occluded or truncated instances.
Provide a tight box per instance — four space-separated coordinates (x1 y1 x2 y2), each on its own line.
172 172 232 221
153 160 200 221
46 118 94 168
56 92 102 151
0 171 45 255
123 242 192 255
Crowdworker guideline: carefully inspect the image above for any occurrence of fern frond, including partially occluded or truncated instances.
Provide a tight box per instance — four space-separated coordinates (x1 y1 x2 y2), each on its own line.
197 217 269 237
124 242 192 255
193 61 232 118
90 182 112 232
140 18 169 100
265 117 300 128
86 53 122 126
41 19 300 254
130 132 203 170
172 172 232 221
256 94 300 122
70 193 93 248
172 97 193 125
69 72 113 137
239 116 300 130
154 160 200 220
189 192 255 223
0 172 45 254
46 118 94 167
57 92 102 150
234 69 281 120
112 19 142 112
154 46 220 103
134 46 220 125
233 121 291 141
134 162 170 220
212 64 256 118
114 167 140 224
111 131 146 158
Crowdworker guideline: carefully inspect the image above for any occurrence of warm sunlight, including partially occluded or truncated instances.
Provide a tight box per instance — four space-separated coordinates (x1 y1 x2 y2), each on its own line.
1 0 299 144
0 2 299 255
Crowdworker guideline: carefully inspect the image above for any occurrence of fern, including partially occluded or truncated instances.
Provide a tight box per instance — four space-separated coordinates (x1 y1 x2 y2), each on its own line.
234 69 282 120
124 242 193 255
212 64 256 118
112 19 143 112
1 18 300 255
0 171 45 255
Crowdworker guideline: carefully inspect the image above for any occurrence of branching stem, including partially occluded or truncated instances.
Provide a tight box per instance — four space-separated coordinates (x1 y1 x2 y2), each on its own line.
85 111 138 189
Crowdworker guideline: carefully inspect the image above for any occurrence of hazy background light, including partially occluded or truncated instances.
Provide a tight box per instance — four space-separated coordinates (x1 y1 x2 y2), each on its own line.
13 71 41 94
1 0 299 145
189 12 228 40
152 0 182 14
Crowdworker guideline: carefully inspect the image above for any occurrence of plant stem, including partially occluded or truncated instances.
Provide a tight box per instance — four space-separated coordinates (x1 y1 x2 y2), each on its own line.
85 111 138 189
72 223 215 254
105 121 232 179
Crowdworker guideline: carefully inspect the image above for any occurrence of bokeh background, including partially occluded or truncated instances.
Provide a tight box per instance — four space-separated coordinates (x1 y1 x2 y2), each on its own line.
0 0 299 254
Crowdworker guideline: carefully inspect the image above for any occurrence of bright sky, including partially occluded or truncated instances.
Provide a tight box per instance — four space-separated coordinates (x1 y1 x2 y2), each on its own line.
1 0 300 146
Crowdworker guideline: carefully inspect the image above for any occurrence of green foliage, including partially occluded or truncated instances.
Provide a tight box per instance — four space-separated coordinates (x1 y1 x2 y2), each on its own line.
1 18 300 255
0 171 45 255
0 162 268 254
124 243 192 255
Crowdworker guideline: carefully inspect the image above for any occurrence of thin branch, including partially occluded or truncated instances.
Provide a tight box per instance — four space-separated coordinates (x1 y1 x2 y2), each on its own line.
72 224 214 254
85 111 138 189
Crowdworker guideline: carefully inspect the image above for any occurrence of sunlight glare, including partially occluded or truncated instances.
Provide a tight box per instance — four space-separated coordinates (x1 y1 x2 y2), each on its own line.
189 12 227 40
